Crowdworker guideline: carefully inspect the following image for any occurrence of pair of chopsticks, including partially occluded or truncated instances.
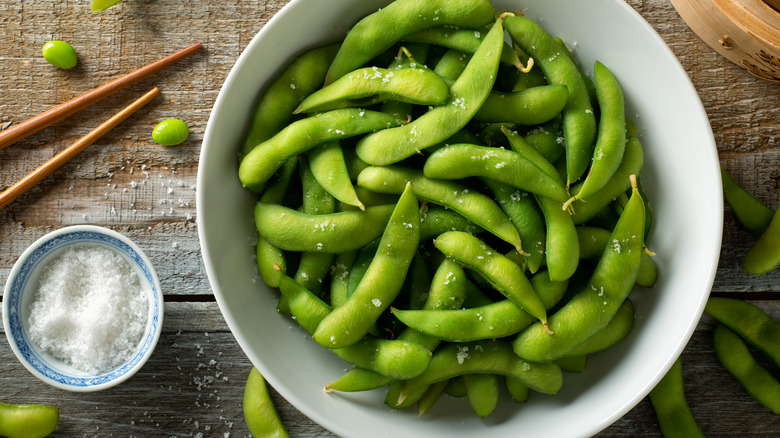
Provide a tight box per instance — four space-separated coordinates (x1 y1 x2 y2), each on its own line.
0 42 203 211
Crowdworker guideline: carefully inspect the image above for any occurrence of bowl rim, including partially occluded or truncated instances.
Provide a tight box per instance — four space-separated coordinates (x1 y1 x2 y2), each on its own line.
197 0 722 435
2 224 164 392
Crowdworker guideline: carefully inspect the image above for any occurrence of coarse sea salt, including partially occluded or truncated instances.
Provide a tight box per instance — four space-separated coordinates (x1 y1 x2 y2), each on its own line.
27 246 149 374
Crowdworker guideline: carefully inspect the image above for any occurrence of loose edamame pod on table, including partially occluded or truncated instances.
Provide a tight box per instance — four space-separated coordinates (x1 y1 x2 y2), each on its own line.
505 14 597 186
354 17 504 165
742 205 780 274
713 324 780 414
0 402 59 438
243 368 290 438
720 165 774 236
648 358 706 438
513 175 644 361
323 0 495 84
705 297 780 369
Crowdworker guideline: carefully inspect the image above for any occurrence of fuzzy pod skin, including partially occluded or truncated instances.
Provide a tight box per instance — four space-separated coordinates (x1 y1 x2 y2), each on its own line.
513 177 644 362
312 183 420 349
243 368 290 438
355 18 504 165
254 203 394 253
324 0 494 84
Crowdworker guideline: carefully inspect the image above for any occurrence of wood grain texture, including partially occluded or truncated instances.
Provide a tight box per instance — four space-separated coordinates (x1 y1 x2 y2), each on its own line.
0 0 778 436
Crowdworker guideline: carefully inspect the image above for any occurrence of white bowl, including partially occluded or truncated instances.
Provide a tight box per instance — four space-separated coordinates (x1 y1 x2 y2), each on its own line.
198 0 722 436
2 225 163 392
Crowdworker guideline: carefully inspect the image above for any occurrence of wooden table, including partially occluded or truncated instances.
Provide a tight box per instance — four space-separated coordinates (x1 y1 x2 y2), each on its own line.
0 1 778 436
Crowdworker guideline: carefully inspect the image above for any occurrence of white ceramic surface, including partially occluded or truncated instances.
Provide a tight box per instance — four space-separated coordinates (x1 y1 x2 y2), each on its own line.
197 1 722 436
2 225 164 392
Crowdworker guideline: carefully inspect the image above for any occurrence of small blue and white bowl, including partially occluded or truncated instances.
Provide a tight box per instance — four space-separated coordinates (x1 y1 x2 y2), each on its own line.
2 225 163 392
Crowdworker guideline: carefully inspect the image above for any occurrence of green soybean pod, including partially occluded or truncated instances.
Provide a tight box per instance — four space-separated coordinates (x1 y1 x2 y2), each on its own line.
312 182 420 349
570 136 644 224
277 274 431 380
433 231 549 330
255 157 298 288
324 0 494 84
347 238 381 298
397 339 563 403
513 176 644 361
392 269 567 342
417 380 450 415
0 402 59 438
423 143 570 203
482 179 546 274
501 126 563 184
576 226 657 288
419 206 484 242
705 297 780 369
329 250 358 308
41 40 77 69
433 48 471 83
243 368 290 438
357 165 525 253
403 26 523 69
295 67 449 113
523 119 565 164
152 118 189 146
564 61 626 209
474 85 568 126
505 15 597 186
648 357 706 438
721 165 773 236
355 18 504 165
239 108 403 193
241 43 339 158
463 374 499 418
566 299 634 357
309 141 364 210
505 376 530 403
325 368 394 393
742 207 780 274
254 203 395 253
554 355 587 373
536 195 579 282
713 324 780 414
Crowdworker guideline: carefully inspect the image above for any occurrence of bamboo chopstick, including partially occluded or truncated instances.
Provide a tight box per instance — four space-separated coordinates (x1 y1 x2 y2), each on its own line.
0 87 161 211
0 42 201 151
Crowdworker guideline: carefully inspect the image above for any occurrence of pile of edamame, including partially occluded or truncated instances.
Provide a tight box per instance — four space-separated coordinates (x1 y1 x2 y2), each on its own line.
238 0 658 420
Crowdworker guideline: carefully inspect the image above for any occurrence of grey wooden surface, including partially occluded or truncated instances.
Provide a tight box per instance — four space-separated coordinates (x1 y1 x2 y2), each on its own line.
0 0 778 436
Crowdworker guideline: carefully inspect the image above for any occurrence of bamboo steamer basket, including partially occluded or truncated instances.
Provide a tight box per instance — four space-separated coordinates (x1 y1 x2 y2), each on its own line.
670 0 780 82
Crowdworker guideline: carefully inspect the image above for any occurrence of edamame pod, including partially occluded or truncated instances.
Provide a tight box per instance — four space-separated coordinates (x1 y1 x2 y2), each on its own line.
433 48 471 82
505 15 597 186
648 358 705 438
278 274 431 380
577 226 657 287
536 195 579 282
743 206 780 274
397 339 563 402
433 231 549 330
0 402 59 438
570 136 644 224
713 324 780 414
423 144 570 203
463 374 499 418
243 368 290 438
404 26 523 70
296 67 449 113
330 250 358 308
355 18 504 165
721 166 773 236
254 203 394 253
239 108 403 192
324 0 494 84
474 85 568 125
513 176 644 361
705 297 780 369
566 299 634 357
505 377 530 403
417 380 449 415
564 61 626 209
419 206 484 241
309 141 364 210
392 269 566 342
357 165 524 252
555 355 587 373
313 183 420 349
325 368 393 393
241 43 339 158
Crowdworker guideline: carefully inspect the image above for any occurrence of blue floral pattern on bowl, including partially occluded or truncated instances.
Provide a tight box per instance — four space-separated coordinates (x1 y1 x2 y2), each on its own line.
2 226 163 391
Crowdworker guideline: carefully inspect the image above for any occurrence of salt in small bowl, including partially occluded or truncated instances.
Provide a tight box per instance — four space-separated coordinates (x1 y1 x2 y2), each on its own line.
2 225 163 392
